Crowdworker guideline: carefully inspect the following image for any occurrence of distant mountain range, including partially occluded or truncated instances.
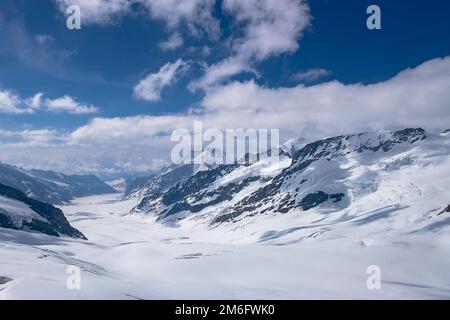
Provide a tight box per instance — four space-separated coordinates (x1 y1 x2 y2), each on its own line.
0 163 117 205
124 164 198 199
124 138 305 201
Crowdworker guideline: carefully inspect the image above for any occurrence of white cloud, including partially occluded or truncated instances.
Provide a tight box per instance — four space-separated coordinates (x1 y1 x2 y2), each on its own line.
1 90 98 115
0 89 33 114
55 0 131 25
117 157 168 173
189 57 256 92
44 95 99 114
3 57 450 175
19 129 59 144
196 56 450 140
158 32 184 51
53 0 310 91
133 59 189 102
0 129 62 147
139 0 219 38
25 92 44 109
54 0 219 38
1 86 100 116
69 115 191 144
73 56 450 159
292 68 331 82
223 0 310 60
34 34 55 45
191 0 311 90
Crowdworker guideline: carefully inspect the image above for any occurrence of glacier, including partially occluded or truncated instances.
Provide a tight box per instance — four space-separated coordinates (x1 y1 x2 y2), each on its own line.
1 128 450 299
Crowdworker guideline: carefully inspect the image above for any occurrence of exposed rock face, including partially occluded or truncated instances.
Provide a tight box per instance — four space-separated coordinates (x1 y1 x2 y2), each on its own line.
130 128 429 225
438 204 450 215
124 164 197 199
0 276 13 285
0 183 86 239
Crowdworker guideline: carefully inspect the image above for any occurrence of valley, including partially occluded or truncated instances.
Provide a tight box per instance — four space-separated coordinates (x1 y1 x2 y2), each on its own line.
0 191 449 299
1 128 450 299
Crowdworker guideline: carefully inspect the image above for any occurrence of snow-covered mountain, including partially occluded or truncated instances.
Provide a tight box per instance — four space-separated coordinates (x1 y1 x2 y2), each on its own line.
1 127 450 299
0 163 117 204
130 128 450 230
124 147 249 200
0 183 85 239
124 164 199 199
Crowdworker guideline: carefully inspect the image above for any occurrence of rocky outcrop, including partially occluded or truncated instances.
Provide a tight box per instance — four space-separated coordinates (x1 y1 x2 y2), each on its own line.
0 183 86 239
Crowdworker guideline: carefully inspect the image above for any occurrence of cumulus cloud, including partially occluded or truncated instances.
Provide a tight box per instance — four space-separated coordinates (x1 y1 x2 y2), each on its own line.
53 0 310 91
139 0 219 38
3 56 450 175
190 0 311 90
222 0 310 60
158 32 184 51
292 68 331 82
54 0 219 38
133 59 189 102
0 129 63 147
44 95 99 114
0 89 33 114
195 56 450 139
11 2 448 176
25 92 44 109
189 57 256 92
0 123 171 176
1 90 98 115
55 56 450 173
53 0 310 90
69 114 195 146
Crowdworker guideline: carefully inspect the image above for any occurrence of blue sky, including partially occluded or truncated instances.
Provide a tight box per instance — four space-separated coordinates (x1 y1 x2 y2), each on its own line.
0 0 449 176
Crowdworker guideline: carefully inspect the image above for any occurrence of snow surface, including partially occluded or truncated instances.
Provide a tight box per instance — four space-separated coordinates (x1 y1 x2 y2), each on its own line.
1 190 450 299
0 196 46 227
1 130 450 299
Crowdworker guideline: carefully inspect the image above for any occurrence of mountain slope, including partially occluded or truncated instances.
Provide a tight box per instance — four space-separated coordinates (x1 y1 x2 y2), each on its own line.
1 128 449 299
123 147 261 200
28 169 117 197
124 164 198 199
0 163 117 204
130 128 450 233
0 183 86 239
131 144 294 221
216 128 427 222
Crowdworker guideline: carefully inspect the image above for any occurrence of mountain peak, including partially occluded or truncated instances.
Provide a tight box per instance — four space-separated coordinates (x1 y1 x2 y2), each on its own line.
291 127 426 163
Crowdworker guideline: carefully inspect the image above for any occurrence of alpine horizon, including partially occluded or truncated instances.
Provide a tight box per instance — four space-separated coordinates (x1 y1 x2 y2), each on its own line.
1 0 449 305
